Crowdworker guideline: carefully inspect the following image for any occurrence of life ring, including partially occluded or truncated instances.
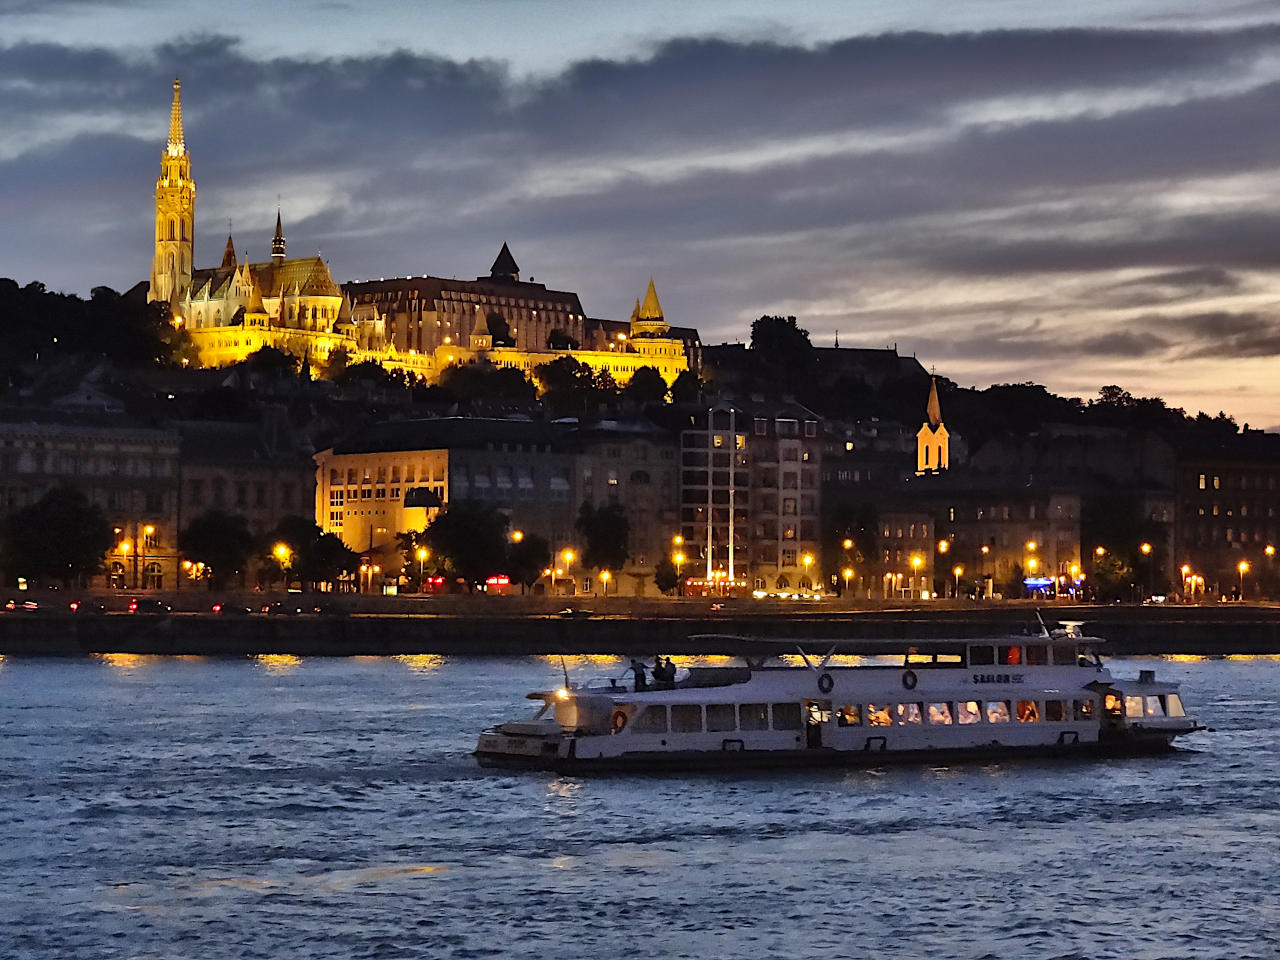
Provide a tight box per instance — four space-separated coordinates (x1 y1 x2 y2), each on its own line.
610 709 628 733
902 669 918 690
817 672 834 694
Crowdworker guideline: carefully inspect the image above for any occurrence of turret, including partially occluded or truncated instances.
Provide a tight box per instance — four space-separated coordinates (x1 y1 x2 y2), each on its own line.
149 78 195 305
630 277 670 337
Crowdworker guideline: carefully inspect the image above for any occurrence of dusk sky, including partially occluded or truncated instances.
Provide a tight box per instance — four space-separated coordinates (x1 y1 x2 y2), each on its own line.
4 1 1280 425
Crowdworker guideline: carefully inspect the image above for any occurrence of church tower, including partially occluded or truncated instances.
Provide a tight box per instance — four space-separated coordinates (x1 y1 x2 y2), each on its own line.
631 277 670 337
149 78 195 306
271 208 286 261
916 376 950 475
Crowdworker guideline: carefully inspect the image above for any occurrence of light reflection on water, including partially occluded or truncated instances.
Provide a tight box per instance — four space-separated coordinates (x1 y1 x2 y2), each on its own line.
252 653 301 673
0 654 1275 959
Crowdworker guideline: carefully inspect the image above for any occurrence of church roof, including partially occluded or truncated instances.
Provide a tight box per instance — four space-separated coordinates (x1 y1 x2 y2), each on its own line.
638 277 664 320
489 242 520 280
471 305 492 337
220 234 237 269
251 256 342 298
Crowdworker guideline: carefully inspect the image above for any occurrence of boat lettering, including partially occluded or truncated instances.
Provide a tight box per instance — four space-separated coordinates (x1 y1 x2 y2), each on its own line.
971 673 1025 684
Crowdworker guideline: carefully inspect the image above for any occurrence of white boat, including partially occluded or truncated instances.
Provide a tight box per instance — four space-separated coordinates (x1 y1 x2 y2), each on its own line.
474 625 1203 773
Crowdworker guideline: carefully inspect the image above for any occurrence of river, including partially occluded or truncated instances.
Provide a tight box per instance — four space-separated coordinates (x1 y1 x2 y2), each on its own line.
1 653 1276 959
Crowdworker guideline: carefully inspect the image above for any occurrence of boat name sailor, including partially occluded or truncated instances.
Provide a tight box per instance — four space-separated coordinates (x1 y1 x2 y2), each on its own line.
971 673 1025 684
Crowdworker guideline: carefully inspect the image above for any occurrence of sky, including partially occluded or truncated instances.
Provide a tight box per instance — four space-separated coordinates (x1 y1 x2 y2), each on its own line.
4 0 1280 426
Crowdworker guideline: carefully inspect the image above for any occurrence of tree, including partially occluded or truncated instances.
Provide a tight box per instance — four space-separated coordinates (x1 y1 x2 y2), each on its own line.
439 361 536 403
670 368 702 404
576 500 629 574
535 356 619 416
322 345 351 379
268 515 359 591
0 486 112 587
546 328 579 350
749 315 814 394
179 510 254 589
508 533 552 592
245 345 299 375
424 502 509 591
622 366 668 406
653 556 679 595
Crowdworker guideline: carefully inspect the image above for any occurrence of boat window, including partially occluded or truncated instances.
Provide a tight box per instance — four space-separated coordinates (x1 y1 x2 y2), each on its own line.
1044 699 1067 722
906 652 934 665
999 645 1022 666
986 700 1011 723
1051 642 1078 665
1016 700 1039 723
1144 696 1164 717
707 704 736 732
1165 694 1186 718
671 704 703 732
867 703 892 727
1074 699 1094 721
896 702 923 725
936 653 963 665
969 645 995 666
1124 696 1144 719
1104 693 1122 716
837 704 861 726
771 703 802 730
1025 644 1048 666
739 703 769 730
633 705 668 733
927 702 953 725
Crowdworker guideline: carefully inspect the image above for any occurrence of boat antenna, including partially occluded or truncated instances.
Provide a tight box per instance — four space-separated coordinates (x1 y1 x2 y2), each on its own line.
818 645 838 670
560 655 570 689
1034 609 1049 637
795 645 816 671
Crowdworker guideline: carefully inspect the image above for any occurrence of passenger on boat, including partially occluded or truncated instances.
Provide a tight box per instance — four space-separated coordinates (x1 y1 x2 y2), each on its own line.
630 658 648 691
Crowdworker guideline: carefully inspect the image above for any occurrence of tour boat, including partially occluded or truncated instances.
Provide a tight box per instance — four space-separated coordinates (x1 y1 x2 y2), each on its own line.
473 625 1202 773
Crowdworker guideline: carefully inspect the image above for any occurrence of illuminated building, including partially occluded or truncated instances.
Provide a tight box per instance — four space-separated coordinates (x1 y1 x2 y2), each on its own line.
916 376 949 475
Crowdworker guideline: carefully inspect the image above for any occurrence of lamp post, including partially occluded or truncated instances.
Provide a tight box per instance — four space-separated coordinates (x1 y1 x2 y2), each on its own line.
417 547 428 592
359 563 368 594
673 551 685 596
274 542 291 591
842 566 853 596
1239 560 1250 601
802 552 814 592
1180 564 1191 602
953 564 964 599
600 569 611 598
562 549 575 596
119 538 132 589
910 554 923 599
142 524 155 590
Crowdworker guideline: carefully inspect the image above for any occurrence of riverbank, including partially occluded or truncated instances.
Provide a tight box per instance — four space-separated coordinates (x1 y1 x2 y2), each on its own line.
4 603 1280 656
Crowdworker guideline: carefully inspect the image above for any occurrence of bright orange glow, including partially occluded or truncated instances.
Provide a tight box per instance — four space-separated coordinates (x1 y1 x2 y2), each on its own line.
953 565 964 578
1095 546 1106 557
511 530 524 543
937 539 949 554
842 538 853 550
1239 560 1250 574
1140 542 1152 555
1025 541 1037 552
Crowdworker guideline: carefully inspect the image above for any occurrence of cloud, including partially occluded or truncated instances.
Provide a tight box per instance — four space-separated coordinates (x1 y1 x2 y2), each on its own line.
3 22 1280 422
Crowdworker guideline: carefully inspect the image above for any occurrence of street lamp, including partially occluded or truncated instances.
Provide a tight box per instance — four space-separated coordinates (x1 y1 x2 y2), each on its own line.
910 554 923 599
1239 560 1250 600
842 566 853 594
1026 541 1037 553
1180 563 1191 602
952 565 964 598
511 530 524 543
842 538 853 551
359 562 368 594
937 539 949 555
417 547 428 591
600 569 611 597
802 553 814 592
1095 546 1106 558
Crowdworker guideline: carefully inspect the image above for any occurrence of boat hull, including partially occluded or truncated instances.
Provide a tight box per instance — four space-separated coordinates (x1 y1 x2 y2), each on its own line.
474 735 1185 775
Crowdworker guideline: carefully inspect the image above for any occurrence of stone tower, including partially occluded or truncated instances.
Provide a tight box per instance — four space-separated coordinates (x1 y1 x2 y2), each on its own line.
916 376 950 475
271 208 286 262
631 277 670 337
149 78 195 306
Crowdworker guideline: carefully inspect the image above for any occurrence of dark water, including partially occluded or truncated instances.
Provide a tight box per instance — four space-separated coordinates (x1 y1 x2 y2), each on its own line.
1 652 1277 960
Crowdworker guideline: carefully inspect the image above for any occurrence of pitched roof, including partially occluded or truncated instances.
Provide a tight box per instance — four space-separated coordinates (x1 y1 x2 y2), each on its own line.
489 242 520 280
926 376 943 427
638 277 664 320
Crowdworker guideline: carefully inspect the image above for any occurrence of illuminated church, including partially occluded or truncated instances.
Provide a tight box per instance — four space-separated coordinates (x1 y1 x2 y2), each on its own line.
149 80 694 384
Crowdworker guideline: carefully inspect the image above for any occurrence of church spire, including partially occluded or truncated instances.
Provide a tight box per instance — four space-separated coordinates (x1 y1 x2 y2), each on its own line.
271 208 286 261
926 375 943 428
167 78 185 156
638 277 664 320
221 234 236 269
489 242 520 282
631 277 670 337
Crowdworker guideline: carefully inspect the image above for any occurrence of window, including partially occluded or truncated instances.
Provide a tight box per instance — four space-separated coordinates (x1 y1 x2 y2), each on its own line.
633 706 668 733
1051 643 1078 665
1016 700 1039 722
1044 700 1067 722
739 703 769 731
1025 644 1048 665
1165 694 1186 718
969 645 995 666
837 704 861 726
986 700 1011 723
671 704 702 732
927 702 954 725
999 645 1022 666
771 703 802 730
867 703 892 727
707 704 736 732
958 700 982 724
1124 695 1145 718
897 702 923 725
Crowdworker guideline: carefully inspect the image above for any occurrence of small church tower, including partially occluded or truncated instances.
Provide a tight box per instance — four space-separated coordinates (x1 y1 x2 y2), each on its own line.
150 78 195 306
916 376 950 475
469 305 493 351
271 209 287 261
631 277 670 337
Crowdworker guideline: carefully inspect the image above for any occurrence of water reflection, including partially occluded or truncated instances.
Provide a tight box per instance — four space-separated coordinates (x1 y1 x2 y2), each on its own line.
253 654 301 674
393 654 446 673
93 653 162 671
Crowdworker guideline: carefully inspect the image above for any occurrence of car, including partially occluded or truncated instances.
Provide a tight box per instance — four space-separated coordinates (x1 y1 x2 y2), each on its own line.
4 598 39 613
128 597 172 615
211 602 252 616
261 601 304 616
558 607 594 619
69 599 107 615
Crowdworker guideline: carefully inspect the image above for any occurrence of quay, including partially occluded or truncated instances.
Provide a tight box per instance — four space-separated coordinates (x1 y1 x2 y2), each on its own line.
3 598 1280 657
